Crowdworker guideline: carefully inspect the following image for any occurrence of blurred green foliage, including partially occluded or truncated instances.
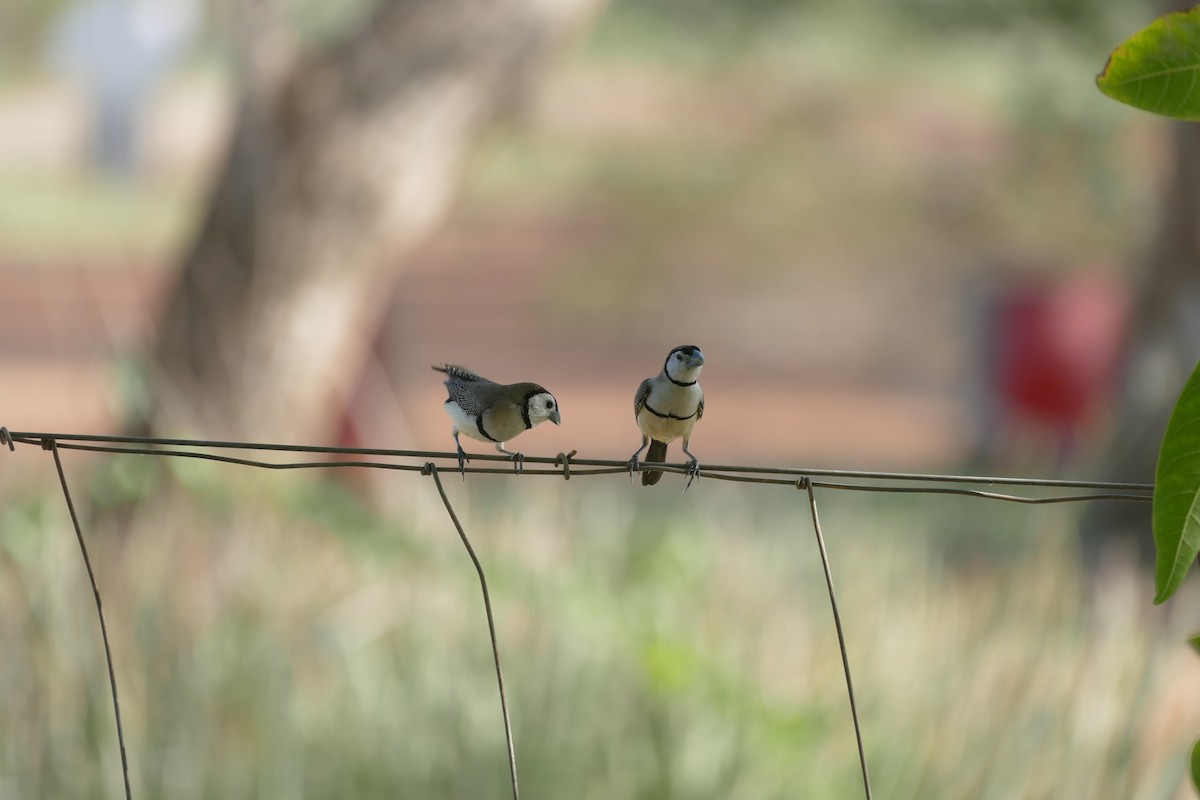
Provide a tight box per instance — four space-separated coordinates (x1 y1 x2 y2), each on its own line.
0 0 1159 268
0 0 1150 76
0 465 1195 798
885 0 1144 44
592 0 1149 65
0 0 73 74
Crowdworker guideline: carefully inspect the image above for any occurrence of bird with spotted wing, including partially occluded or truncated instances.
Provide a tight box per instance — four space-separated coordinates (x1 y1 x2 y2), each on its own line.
434 364 561 476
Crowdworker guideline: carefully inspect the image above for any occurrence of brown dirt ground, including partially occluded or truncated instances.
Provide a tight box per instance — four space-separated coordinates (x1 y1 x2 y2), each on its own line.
0 230 971 474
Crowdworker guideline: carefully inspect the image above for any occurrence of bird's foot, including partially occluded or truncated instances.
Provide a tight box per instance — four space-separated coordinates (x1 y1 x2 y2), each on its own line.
509 451 525 474
456 446 470 479
683 458 701 492
626 455 641 480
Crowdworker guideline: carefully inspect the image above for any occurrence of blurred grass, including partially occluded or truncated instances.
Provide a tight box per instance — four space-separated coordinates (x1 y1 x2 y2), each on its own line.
0 170 192 264
1 456 1196 799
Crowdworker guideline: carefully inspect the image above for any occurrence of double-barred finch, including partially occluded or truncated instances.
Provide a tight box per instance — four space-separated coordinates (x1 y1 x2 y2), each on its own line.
627 345 705 489
433 364 561 476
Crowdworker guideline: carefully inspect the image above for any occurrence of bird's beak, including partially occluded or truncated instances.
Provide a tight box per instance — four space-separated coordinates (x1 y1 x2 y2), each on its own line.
688 352 706 369
550 410 561 425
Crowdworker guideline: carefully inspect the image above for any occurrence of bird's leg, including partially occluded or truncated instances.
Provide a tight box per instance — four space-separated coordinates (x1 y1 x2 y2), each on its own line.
497 443 524 474
453 431 470 479
681 437 701 491
627 435 649 478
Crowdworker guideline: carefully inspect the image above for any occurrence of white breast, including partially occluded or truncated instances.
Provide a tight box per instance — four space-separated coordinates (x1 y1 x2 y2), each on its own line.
637 382 701 443
445 400 491 443
445 399 527 444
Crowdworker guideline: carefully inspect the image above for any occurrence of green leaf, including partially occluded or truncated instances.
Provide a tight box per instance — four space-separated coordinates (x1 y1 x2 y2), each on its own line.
1191 635 1200 655
1153 361 1200 603
1097 8 1200 121
1192 738 1200 794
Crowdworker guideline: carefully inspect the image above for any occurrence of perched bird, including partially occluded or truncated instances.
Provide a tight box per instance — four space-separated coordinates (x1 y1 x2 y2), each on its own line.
627 345 705 488
433 364 561 476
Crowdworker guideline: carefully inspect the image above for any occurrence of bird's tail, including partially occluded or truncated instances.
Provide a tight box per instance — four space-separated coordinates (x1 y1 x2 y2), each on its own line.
432 364 486 382
641 440 668 486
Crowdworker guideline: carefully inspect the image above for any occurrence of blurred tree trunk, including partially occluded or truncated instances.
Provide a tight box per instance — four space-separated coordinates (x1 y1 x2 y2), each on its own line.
1081 120 1200 564
147 0 604 442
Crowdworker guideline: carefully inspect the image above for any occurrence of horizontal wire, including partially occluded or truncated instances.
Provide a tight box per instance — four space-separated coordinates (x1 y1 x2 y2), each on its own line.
1 430 1153 505
809 481 1151 504
2 430 1155 493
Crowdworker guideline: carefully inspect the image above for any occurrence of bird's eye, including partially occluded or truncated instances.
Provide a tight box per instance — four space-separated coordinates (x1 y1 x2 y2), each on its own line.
546 400 554 409
675 353 683 359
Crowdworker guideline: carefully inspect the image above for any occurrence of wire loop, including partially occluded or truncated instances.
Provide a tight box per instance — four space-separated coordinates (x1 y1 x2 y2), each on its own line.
0 427 12 451
556 450 577 480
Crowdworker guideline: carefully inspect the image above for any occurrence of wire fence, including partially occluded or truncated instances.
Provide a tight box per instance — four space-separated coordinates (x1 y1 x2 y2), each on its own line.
0 427 1156 800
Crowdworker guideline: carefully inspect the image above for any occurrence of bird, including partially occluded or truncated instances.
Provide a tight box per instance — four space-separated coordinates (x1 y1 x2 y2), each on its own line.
627 345 705 489
433 364 561 476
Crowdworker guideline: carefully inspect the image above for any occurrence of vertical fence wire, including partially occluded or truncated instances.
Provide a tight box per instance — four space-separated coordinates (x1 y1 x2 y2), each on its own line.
0 429 1159 797
427 463 521 800
46 439 133 800
800 477 872 799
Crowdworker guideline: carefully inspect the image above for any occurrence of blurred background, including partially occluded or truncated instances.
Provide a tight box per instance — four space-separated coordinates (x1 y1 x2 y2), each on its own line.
2 0 1200 797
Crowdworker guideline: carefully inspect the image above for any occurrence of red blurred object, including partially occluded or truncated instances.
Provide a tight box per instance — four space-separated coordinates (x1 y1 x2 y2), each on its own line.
984 274 1130 461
